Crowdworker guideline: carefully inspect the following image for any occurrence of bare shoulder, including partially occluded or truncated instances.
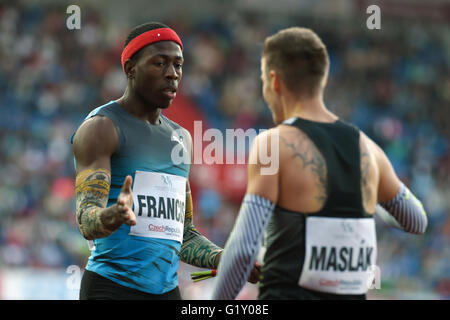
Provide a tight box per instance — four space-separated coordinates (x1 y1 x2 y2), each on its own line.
358 131 385 181
359 131 377 165
359 130 401 202
359 131 383 159
247 127 280 203
277 123 327 188
277 123 313 143
74 116 117 149
277 123 301 137
277 124 325 164
276 123 328 211
73 115 118 170
256 126 280 140
249 127 280 163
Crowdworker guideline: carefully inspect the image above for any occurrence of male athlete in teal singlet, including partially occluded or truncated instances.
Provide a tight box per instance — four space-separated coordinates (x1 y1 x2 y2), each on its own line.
72 22 260 300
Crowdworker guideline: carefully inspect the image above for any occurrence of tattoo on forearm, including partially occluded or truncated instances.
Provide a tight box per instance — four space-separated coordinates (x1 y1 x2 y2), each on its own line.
180 217 222 269
75 168 112 240
280 134 327 204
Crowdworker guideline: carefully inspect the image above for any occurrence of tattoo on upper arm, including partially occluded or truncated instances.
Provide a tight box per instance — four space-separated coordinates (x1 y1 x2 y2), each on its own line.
75 168 112 240
280 134 327 204
180 217 222 269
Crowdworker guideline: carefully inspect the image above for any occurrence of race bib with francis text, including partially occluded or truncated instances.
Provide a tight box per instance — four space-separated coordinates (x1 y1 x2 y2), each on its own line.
129 171 187 243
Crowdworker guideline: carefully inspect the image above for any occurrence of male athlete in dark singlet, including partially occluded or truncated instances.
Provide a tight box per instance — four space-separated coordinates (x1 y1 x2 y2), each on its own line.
211 27 427 300
72 22 259 300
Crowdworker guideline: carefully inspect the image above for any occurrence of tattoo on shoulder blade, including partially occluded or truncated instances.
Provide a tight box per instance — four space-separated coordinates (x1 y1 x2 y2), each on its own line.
280 134 327 204
75 168 112 240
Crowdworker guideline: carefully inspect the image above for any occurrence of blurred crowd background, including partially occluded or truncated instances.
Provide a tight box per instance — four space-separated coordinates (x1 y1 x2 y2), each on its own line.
0 0 448 299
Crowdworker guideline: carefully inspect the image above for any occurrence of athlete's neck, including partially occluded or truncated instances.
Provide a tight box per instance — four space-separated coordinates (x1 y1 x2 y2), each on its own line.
116 89 161 125
280 93 337 123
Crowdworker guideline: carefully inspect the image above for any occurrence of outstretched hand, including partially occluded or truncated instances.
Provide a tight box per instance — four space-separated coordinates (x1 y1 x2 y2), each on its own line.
215 251 262 284
248 261 262 284
117 175 136 226
100 175 137 232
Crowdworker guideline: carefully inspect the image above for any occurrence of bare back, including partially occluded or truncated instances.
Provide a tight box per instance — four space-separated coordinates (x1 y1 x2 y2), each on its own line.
276 123 395 215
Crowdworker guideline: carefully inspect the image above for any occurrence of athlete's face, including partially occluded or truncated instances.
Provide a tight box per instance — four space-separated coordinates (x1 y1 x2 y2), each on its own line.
130 41 183 109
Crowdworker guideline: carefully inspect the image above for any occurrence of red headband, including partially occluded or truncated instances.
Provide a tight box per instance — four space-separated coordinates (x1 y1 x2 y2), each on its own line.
121 28 183 71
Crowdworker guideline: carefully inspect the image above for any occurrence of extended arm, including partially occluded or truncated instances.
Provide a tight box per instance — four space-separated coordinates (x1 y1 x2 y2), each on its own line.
211 130 279 300
75 168 114 240
73 116 135 240
366 134 428 234
211 194 274 300
378 183 427 234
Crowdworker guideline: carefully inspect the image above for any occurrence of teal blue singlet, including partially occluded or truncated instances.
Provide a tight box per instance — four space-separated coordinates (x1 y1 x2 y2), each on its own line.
72 101 192 294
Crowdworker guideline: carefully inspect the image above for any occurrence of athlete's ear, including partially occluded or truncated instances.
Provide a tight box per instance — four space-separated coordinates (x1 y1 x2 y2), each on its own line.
269 70 281 94
124 59 136 79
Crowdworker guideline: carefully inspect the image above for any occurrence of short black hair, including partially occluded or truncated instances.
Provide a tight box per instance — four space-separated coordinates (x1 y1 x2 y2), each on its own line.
124 22 170 62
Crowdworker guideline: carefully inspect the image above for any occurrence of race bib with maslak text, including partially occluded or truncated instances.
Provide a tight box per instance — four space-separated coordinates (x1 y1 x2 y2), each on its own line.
299 216 377 295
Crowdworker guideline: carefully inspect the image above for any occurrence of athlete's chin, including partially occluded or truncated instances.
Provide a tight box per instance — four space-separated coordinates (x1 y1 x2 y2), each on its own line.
159 95 176 109
150 97 173 109
158 100 173 109
141 94 173 109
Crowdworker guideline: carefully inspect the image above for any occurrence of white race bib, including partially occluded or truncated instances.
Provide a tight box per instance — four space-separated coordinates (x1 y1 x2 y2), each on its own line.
299 217 377 295
129 171 186 243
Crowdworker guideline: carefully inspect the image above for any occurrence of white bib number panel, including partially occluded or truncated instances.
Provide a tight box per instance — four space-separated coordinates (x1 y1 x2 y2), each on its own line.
129 171 186 243
299 217 377 295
